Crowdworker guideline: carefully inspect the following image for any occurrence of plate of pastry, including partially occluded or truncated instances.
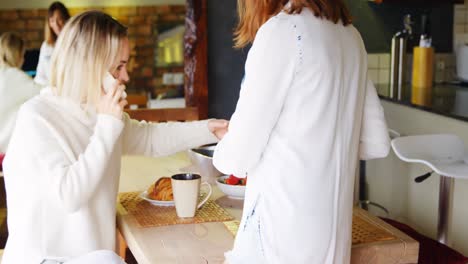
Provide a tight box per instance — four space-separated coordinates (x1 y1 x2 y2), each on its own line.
140 177 174 206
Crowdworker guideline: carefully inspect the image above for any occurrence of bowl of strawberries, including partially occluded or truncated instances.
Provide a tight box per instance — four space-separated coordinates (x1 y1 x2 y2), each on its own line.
216 174 246 200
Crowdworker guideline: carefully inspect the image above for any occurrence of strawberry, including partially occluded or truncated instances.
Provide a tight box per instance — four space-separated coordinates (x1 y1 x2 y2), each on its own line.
225 174 240 185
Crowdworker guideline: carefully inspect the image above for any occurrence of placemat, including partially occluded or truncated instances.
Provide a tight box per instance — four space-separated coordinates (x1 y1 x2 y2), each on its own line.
222 213 397 246
119 192 234 228
352 213 396 245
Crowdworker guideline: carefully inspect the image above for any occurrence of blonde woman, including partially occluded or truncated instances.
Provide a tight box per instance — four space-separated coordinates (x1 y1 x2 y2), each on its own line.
34 1 70 86
0 32 41 154
2 11 227 263
213 0 390 263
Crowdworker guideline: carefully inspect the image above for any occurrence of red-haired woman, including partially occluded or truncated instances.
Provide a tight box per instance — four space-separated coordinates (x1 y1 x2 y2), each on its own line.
213 0 390 263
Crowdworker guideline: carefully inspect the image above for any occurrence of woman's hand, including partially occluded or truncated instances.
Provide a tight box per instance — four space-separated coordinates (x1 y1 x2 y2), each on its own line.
208 119 229 140
97 81 128 120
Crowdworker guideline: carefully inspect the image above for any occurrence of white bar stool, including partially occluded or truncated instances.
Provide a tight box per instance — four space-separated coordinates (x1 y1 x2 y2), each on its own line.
391 134 468 245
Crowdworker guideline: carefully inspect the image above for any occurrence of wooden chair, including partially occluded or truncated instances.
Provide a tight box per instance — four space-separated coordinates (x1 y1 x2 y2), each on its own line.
125 94 148 109
116 229 127 260
124 107 199 122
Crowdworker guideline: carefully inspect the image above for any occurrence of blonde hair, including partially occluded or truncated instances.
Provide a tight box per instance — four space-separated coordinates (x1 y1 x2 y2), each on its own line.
235 0 352 48
45 1 70 46
0 32 25 68
49 11 127 106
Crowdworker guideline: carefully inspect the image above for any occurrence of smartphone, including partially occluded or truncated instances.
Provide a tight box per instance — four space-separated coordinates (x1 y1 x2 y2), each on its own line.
103 72 127 99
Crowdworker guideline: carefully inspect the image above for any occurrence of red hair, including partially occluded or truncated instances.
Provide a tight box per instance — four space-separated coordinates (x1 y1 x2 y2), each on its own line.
234 0 352 48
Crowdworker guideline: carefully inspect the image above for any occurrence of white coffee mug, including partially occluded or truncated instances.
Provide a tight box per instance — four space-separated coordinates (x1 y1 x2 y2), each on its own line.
171 173 212 218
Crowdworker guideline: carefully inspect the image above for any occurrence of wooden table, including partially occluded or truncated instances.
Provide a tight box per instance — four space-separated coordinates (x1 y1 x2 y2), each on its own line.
118 153 419 264
118 153 238 264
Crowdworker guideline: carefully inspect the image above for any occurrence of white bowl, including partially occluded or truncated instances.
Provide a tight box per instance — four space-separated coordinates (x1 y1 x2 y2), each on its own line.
216 175 246 200
187 144 222 184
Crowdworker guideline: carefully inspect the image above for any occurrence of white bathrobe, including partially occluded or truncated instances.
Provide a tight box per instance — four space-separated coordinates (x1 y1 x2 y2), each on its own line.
2 88 218 263
213 9 390 264
0 66 41 153
34 41 54 86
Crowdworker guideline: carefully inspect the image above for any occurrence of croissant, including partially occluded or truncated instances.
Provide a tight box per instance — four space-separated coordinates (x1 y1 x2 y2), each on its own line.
147 177 173 201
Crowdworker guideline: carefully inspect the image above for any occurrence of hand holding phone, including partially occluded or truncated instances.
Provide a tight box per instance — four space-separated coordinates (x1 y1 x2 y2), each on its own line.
98 72 128 119
103 72 127 99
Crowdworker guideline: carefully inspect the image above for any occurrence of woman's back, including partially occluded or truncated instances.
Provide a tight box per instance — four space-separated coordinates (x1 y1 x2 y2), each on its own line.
214 8 389 264
259 11 370 263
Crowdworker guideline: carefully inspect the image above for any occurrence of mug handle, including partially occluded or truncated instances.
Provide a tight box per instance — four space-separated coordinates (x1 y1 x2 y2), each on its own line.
197 182 212 209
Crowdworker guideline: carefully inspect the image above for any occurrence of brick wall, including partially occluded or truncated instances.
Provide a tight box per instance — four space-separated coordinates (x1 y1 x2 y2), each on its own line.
0 5 185 96
0 9 46 49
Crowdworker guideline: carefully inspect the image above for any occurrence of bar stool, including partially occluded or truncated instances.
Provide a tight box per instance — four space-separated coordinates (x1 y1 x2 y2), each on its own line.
391 134 468 245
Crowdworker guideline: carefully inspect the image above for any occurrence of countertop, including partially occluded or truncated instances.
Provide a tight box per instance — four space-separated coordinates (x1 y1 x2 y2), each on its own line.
376 82 468 122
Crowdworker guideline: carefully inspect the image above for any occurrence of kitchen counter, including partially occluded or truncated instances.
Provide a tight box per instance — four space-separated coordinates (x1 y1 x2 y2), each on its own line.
118 153 419 264
376 83 468 122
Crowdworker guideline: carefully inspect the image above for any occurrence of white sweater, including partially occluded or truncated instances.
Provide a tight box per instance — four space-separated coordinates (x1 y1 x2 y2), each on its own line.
2 88 218 263
213 9 390 264
34 41 54 86
0 66 41 153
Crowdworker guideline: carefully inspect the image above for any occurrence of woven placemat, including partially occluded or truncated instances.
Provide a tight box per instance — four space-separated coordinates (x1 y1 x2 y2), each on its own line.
119 192 234 228
352 213 396 245
222 213 396 246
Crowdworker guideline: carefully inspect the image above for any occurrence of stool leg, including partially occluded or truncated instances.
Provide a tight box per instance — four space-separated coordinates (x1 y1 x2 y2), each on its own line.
437 175 454 245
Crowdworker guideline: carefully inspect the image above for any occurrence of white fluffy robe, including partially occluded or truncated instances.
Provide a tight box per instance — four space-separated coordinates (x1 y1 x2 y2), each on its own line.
34 41 54 86
0 66 41 153
213 9 390 264
2 88 218 263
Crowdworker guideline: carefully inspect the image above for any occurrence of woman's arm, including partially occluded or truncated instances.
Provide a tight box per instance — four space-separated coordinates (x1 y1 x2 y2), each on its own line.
359 79 391 160
121 115 219 157
213 17 297 177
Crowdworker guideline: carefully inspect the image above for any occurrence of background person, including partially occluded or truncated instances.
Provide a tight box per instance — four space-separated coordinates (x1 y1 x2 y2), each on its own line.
0 32 41 154
34 1 70 86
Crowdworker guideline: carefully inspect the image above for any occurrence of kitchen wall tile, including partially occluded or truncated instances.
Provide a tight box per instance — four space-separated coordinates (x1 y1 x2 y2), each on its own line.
368 54 379 69
368 69 379 85
464 24 468 35
446 68 457 81
454 33 468 49
455 8 466 24
464 11 468 24
456 16 466 26
378 69 390 84
378 54 390 69
455 24 465 34
447 54 456 67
